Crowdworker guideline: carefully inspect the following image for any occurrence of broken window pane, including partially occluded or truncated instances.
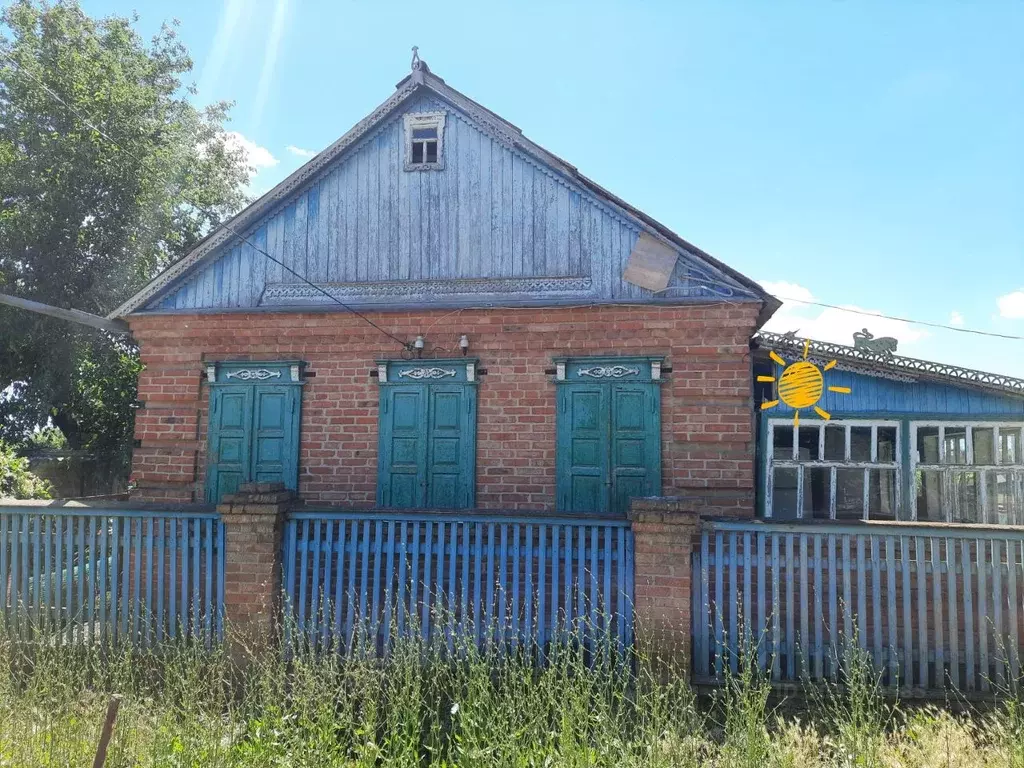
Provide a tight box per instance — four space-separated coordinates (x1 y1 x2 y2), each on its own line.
802 467 830 519
973 427 995 465
944 427 969 464
772 468 799 519
850 427 872 462
877 426 897 463
798 425 821 461
916 427 940 465
949 471 980 523
869 469 898 520
835 468 865 520
824 425 845 461
915 470 944 521
773 425 794 460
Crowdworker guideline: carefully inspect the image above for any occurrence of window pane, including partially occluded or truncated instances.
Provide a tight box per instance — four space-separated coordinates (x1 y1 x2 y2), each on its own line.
802 467 830 519
869 469 898 520
985 472 1020 526
850 427 872 461
773 425 794 460
915 470 944 521
824 425 845 461
944 427 969 464
797 425 821 461
949 471 980 523
835 468 865 520
1000 428 1022 465
877 426 897 463
411 127 438 139
973 427 995 465
916 427 940 464
411 142 424 163
425 141 438 163
772 468 799 519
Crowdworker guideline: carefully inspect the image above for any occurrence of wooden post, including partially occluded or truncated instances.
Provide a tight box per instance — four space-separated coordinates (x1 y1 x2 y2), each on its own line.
92 694 122 768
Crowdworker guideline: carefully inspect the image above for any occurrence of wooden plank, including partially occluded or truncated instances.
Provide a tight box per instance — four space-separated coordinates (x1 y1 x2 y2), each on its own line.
322 520 335 648
931 538 945 687
757 532 767 671
946 537 960 688
871 536 882 670
786 534 795 678
886 537 898 685
814 534 823 679
993 539 1005 686
744 532 753 660
962 538 975 690
771 534 781 680
715 531 725 676
1008 540 1020 682
698 532 710 677
729 532 738 672
799 534 809 676
977 536 990 691
829 534 838 679
622 232 678 291
856 535 867 651
901 536 913 689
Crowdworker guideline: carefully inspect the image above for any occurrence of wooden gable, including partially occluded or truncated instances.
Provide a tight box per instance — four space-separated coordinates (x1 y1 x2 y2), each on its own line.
117 70 767 316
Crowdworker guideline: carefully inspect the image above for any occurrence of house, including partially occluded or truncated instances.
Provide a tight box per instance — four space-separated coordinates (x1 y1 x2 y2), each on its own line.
111 57 779 516
753 331 1024 524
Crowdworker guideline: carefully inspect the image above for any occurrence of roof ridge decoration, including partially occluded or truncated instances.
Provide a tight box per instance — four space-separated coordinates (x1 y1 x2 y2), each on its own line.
755 331 1024 398
109 59 778 320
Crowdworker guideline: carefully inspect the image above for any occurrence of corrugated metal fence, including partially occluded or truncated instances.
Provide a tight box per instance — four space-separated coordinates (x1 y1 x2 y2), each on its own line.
283 510 635 657
0 507 224 647
693 519 1024 692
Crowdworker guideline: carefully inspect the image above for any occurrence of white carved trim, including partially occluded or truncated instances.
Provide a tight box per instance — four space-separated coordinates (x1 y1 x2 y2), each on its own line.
206 364 216 383
466 362 476 382
225 368 282 382
397 366 457 380
652 361 662 381
578 365 640 379
377 363 388 383
262 276 593 304
403 111 446 171
290 364 301 382
556 362 566 381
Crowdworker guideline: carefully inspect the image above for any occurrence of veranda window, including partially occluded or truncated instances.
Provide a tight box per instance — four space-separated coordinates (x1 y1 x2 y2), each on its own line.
766 419 900 521
911 422 1024 524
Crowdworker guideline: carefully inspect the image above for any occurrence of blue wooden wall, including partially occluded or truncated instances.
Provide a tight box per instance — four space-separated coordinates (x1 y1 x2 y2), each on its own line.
150 92 752 311
768 368 1024 417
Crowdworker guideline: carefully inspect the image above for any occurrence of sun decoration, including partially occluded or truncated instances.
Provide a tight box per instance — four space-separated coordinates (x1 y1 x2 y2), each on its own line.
759 339 852 427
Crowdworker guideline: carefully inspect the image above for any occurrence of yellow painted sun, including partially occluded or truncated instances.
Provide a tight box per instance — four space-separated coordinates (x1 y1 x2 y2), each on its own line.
759 340 851 426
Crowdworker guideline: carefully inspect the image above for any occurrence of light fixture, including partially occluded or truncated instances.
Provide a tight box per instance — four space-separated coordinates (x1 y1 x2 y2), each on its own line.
459 334 470 355
413 335 425 358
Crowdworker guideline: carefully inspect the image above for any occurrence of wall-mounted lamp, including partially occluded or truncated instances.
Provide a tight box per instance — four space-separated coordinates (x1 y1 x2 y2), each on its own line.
459 334 470 355
413 335 425 358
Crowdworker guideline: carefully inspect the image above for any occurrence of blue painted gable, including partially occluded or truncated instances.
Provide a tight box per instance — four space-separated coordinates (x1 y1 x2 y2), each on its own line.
142 87 761 313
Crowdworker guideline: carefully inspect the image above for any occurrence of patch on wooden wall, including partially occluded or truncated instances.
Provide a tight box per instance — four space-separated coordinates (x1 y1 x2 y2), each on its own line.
622 233 679 292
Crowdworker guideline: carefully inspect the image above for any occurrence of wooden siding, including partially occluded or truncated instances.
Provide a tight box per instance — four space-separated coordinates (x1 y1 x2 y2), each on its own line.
769 368 1024 417
152 93 750 311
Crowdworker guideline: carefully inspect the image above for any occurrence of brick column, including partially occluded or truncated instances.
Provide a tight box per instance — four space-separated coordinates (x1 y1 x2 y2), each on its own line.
629 497 702 669
217 482 293 650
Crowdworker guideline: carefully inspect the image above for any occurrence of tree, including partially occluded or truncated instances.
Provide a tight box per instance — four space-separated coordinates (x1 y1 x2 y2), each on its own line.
0 0 251 455
0 439 52 498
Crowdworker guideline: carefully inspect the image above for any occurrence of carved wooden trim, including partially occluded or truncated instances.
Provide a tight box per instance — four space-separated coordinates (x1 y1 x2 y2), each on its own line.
578 365 641 379
225 368 282 382
262 276 594 304
397 366 457 380
403 111 446 171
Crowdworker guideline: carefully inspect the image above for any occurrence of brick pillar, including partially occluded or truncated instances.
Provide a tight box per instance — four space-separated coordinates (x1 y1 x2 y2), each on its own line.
629 497 702 670
217 482 292 650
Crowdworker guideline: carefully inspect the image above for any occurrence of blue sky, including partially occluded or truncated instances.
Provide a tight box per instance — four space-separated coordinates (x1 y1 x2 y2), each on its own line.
83 0 1024 375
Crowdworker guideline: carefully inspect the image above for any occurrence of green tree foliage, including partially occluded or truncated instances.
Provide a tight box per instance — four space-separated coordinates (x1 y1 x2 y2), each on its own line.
0 0 251 453
0 439 51 498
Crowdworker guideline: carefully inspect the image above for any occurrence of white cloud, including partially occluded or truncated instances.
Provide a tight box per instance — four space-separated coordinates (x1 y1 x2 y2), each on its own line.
759 279 926 348
286 145 317 158
949 311 965 327
997 290 1024 319
222 131 279 170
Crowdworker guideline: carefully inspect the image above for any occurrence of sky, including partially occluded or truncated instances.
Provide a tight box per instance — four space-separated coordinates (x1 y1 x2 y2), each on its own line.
80 0 1024 376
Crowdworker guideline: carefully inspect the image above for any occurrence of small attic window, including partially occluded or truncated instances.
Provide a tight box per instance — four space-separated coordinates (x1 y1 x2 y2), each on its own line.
404 112 445 171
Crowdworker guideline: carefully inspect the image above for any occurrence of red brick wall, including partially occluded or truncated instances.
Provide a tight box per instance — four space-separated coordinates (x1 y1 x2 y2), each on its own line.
128 303 761 515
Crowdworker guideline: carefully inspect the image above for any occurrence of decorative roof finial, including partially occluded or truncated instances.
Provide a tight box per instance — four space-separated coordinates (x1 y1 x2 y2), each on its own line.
411 46 421 72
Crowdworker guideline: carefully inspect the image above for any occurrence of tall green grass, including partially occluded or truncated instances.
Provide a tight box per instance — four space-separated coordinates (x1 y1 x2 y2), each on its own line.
0 615 1022 767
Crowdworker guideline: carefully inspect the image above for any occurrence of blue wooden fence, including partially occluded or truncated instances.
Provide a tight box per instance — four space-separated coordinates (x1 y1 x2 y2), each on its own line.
693 519 1024 692
283 510 635 656
0 507 225 647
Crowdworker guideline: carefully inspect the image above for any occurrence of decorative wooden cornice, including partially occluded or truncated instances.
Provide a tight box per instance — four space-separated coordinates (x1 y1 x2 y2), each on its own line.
755 331 1024 398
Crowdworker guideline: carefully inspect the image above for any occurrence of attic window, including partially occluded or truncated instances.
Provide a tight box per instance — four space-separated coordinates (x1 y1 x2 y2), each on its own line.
404 112 445 171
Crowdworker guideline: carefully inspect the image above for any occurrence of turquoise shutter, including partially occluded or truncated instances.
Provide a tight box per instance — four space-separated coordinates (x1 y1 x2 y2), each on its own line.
426 385 476 509
557 384 611 514
378 385 429 508
251 387 299 487
206 386 253 502
610 383 661 515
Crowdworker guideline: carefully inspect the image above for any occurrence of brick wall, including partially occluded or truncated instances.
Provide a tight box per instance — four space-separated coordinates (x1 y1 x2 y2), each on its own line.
128 303 761 515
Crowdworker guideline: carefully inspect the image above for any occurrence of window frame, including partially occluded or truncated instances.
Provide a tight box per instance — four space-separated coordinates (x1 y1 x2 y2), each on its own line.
403 111 446 171
909 420 1024 524
764 417 902 521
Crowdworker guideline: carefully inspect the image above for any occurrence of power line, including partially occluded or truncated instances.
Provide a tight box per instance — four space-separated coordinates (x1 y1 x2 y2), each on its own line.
679 275 1024 343
0 45 411 351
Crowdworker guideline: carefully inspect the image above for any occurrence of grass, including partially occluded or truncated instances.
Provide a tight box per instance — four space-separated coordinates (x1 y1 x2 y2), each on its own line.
1 619 1023 767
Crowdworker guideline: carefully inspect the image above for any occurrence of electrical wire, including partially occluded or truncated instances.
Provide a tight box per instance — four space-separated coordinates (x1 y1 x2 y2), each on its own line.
0 45 411 351
5 43 1022 347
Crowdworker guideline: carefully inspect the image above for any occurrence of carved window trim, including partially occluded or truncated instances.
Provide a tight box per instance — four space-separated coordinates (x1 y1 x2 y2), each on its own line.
404 111 446 171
